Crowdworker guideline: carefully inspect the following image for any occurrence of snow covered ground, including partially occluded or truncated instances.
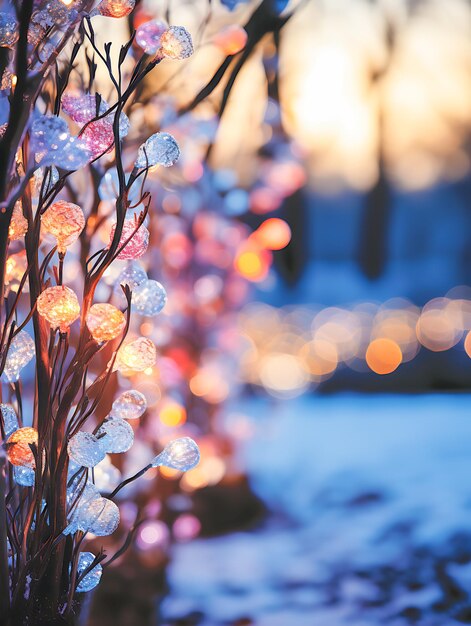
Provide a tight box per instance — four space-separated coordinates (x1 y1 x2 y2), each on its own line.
161 394 471 625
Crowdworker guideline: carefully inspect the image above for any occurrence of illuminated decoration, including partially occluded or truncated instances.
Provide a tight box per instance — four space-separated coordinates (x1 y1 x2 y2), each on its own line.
213 25 247 55
0 404 18 439
86 497 120 536
5 250 27 290
160 26 194 60
109 219 150 260
13 465 35 487
75 552 102 593
37 286 80 332
135 132 180 169
0 13 18 48
114 261 147 306
67 431 106 468
30 116 90 170
91 0 135 18
252 218 291 250
136 19 167 55
115 337 157 373
7 428 38 468
8 201 27 241
2 330 35 382
62 93 107 124
96 418 134 453
132 279 167 316
111 389 147 420
151 437 200 472
86 303 126 342
42 200 85 254
66 481 100 534
366 338 402 375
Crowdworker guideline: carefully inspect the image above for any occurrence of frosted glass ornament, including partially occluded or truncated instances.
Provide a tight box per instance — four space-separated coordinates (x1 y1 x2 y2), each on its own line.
0 13 18 48
91 0 135 18
114 261 147 306
151 437 200 471
160 26 193 60
5 251 27 289
33 166 59 199
115 337 157 373
42 200 85 254
87 497 120 536
66 479 100 533
7 427 38 468
96 418 134 453
3 330 35 382
75 552 103 593
93 456 121 493
135 132 180 168
109 220 149 260
37 286 80 332
8 201 27 241
136 19 167 55
67 432 105 468
132 279 167 316
111 390 147 420
31 116 90 170
1 404 18 439
86 303 126 342
13 465 35 487
62 93 107 125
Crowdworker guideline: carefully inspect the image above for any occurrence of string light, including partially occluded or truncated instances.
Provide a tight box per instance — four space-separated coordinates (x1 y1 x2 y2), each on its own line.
7 427 38 468
8 201 27 241
2 330 35 382
160 26 193 60
42 201 85 254
67 431 105 468
0 404 18 439
92 0 135 18
37 286 80 332
96 418 134 453
86 303 126 342
132 279 167 316
115 337 157 373
111 390 147 420
75 553 102 593
151 437 200 472
109 219 149 260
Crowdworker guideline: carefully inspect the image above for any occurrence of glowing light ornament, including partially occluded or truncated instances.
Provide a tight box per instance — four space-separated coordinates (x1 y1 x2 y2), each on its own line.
1 407 20 449
111 390 147 420
86 303 126 342
42 201 85 254
1 404 18 439
90 0 135 18
30 116 90 170
96 418 134 453
13 465 35 487
151 437 200 472
135 132 180 169
136 19 167 55
115 337 157 373
3 330 35 382
65 480 101 534
37 286 80 332
109 219 149 260
67 432 106 468
0 13 18 48
114 261 147 306
8 201 27 241
160 26 193 60
62 93 129 160
7 427 38 468
132 279 167 317
75 552 103 593
5 251 27 292
33 165 59 200
86 497 120 536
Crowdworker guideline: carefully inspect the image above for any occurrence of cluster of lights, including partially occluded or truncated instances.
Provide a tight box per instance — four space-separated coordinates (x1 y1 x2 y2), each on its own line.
239 292 471 397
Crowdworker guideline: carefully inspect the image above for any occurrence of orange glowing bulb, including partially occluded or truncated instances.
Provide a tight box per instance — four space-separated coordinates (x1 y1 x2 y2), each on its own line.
8 201 28 241
7 427 38 468
37 286 80 332
86 303 126 342
365 338 402 375
252 218 291 250
42 200 85 254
